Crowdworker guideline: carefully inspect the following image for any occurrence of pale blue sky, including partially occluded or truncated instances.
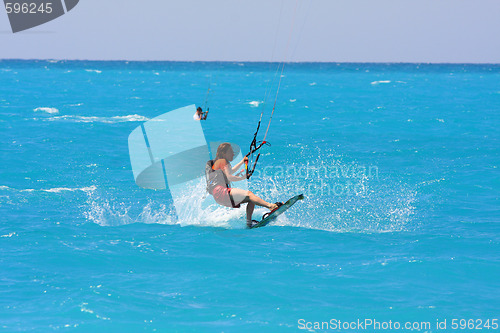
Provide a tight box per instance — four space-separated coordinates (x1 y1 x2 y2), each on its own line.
1 0 499 63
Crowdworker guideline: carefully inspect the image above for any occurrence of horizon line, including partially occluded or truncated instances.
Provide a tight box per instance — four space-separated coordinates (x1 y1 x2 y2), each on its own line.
0 58 499 66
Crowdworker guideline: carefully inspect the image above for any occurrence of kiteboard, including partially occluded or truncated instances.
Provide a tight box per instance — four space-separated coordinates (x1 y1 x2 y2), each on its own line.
249 194 304 229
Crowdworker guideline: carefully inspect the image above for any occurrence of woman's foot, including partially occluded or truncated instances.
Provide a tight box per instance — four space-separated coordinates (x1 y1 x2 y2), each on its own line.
261 202 284 220
268 202 283 212
247 219 259 228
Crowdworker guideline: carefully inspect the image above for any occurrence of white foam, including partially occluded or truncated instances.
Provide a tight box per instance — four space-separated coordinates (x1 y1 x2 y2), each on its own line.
36 185 97 193
248 101 262 108
83 179 247 228
309 82 317 86
86 148 416 232
247 147 417 233
79 303 110 320
175 188 244 228
371 80 391 85
80 304 94 314
0 186 11 190
1 232 16 238
46 114 149 123
43 188 72 193
289 99 296 102
417 178 445 187
85 69 102 73
42 186 97 193
34 107 59 115
84 193 175 227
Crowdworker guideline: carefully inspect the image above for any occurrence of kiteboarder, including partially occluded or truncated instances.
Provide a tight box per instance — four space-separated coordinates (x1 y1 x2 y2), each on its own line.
205 143 281 227
193 107 208 120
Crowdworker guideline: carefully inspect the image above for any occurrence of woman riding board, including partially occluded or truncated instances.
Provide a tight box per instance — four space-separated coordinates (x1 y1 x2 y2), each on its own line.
206 143 281 228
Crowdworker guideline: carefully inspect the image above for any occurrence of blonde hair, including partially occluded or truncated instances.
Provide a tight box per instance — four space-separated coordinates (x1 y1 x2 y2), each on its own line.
215 143 233 161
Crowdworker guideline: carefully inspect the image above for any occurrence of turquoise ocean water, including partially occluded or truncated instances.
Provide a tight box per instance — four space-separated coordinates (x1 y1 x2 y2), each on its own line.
0 60 499 332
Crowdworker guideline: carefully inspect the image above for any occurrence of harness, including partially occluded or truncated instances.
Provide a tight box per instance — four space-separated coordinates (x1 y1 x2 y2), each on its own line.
205 159 238 208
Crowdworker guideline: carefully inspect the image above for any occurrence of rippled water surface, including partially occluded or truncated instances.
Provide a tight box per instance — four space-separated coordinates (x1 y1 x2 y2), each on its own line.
1 60 499 332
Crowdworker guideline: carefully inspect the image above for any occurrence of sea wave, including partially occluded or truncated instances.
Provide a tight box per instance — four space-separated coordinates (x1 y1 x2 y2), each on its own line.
248 101 262 108
371 80 391 85
44 114 149 123
42 186 97 193
18 186 97 193
34 107 59 114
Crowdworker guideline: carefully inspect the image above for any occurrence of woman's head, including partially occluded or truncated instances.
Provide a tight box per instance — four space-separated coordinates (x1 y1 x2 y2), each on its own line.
216 143 234 162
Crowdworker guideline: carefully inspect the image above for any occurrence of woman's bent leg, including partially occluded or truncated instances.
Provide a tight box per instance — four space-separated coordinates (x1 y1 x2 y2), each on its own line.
229 188 276 210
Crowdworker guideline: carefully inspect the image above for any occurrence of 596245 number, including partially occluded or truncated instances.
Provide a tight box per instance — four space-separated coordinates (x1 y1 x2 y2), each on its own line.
5 2 53 14
451 319 498 330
